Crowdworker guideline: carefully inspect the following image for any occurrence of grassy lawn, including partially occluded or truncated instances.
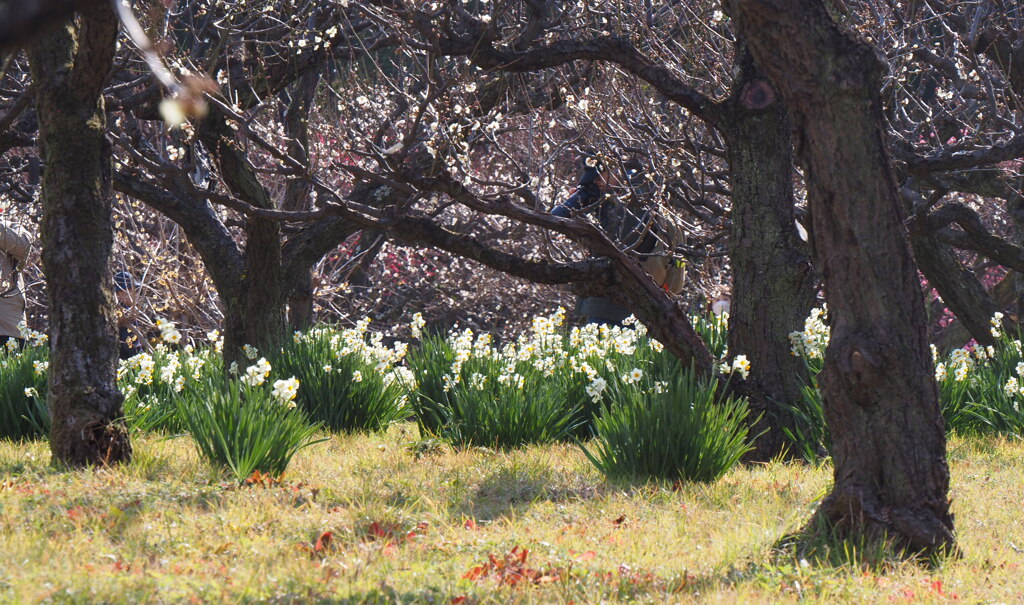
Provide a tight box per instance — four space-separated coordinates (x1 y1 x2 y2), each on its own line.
1 428 1022 603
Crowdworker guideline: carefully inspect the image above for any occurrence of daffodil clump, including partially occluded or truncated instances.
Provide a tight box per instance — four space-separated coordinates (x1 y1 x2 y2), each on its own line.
788 306 830 361
405 307 735 448
787 308 1024 459
270 319 412 433
0 332 49 440
117 341 222 433
422 308 670 412
155 317 183 345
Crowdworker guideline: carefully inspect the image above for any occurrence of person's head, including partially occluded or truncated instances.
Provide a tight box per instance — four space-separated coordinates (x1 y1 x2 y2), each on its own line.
578 153 606 189
114 271 137 306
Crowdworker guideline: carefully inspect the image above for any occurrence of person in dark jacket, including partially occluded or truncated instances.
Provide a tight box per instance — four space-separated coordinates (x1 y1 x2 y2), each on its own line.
115 271 145 359
552 155 654 326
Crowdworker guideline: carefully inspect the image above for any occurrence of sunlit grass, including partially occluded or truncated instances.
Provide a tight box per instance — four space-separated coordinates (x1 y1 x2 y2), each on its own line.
1 429 1022 603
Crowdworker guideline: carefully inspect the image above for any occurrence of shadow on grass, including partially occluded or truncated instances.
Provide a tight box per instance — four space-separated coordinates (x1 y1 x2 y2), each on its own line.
766 513 957 573
0 438 52 477
452 460 603 522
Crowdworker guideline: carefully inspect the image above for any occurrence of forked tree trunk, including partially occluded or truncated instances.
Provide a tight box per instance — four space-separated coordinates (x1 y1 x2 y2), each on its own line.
723 47 817 459
221 229 286 370
730 0 954 552
282 72 319 332
201 112 286 367
28 4 130 466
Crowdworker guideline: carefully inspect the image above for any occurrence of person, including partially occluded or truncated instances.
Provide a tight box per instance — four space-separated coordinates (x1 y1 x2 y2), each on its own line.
114 270 145 359
710 293 732 316
0 220 32 349
551 154 667 325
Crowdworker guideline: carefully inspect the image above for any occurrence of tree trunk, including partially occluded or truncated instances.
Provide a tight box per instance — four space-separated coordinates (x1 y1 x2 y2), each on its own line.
201 111 286 366
722 48 817 460
221 225 286 370
282 72 319 332
731 0 954 553
287 272 314 333
28 4 130 466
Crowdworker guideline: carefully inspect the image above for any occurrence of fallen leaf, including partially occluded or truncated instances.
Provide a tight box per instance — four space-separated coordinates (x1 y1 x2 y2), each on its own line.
314 531 333 553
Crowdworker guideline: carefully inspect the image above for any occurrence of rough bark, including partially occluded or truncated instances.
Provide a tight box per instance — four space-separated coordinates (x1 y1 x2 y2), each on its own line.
282 72 320 331
721 48 817 460
730 0 955 553
200 110 285 366
28 4 130 466
0 0 104 52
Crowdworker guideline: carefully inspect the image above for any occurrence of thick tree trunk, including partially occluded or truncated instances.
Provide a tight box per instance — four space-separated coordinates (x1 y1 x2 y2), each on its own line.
201 111 286 366
731 0 954 552
722 49 817 460
282 72 319 332
221 224 286 370
28 4 130 466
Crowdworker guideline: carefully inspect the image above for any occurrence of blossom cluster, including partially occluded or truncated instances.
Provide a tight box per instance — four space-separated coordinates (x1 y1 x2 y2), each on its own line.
17 322 47 347
156 318 183 345
789 306 830 360
296 318 415 390
425 308 672 404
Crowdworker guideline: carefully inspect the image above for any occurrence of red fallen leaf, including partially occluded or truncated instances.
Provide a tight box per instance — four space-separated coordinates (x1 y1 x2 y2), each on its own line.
579 550 596 561
463 518 478 530
465 545 564 588
463 564 487 581
450 598 467 605
67 506 86 520
405 521 429 542
244 469 283 488
930 580 944 595
612 514 626 526
368 521 388 539
314 531 333 553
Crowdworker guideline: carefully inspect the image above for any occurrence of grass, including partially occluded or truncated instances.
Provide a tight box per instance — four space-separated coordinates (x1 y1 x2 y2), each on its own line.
1 428 1023 603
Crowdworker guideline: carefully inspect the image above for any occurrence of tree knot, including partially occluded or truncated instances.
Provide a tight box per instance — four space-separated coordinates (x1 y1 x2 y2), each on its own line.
740 79 776 109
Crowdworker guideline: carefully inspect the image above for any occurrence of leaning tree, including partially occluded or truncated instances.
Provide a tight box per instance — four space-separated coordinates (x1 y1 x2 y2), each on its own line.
729 0 955 552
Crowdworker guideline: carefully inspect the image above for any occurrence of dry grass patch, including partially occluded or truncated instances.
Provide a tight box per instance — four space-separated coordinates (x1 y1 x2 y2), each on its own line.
1 429 1023 603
